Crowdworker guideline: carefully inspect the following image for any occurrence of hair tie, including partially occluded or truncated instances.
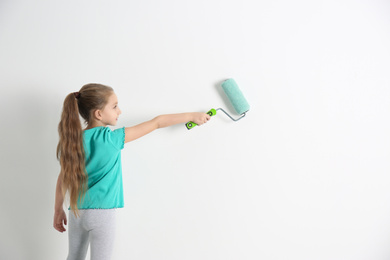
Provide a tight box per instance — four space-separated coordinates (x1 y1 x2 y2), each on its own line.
73 92 81 99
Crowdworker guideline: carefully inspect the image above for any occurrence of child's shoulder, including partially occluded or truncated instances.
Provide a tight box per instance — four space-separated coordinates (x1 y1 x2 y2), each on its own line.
84 126 124 150
84 126 109 133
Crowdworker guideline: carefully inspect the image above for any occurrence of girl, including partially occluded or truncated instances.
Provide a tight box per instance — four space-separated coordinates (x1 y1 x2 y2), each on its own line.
53 83 211 260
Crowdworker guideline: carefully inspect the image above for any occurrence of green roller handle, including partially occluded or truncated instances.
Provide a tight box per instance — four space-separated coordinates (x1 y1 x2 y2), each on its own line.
185 109 216 130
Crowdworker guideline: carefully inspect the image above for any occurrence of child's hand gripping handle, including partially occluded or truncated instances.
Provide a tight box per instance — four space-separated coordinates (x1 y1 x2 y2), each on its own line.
185 109 216 130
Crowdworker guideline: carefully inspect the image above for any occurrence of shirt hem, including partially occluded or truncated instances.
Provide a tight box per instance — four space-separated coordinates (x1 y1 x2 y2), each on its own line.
68 206 124 210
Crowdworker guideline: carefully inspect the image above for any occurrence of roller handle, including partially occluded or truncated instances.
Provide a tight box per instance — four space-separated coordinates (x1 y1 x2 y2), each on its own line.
185 109 216 130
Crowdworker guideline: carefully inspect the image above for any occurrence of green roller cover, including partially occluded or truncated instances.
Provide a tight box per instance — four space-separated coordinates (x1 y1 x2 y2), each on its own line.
221 79 250 115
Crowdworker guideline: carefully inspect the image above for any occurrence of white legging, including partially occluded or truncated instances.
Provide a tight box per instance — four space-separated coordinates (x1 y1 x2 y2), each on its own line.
67 209 117 260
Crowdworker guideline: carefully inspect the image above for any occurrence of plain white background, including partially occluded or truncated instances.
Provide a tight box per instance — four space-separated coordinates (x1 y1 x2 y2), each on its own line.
0 0 389 259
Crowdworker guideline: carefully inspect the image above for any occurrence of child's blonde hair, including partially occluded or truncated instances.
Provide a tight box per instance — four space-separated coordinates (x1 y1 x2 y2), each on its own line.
56 83 114 216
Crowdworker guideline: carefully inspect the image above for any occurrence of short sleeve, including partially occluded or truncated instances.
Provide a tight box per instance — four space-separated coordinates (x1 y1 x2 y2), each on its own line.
108 127 125 150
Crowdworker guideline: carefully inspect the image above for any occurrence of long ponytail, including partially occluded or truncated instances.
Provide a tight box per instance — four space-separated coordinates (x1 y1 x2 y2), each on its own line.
57 93 87 217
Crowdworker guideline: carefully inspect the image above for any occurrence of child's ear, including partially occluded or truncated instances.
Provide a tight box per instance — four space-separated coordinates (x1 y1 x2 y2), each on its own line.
93 110 103 121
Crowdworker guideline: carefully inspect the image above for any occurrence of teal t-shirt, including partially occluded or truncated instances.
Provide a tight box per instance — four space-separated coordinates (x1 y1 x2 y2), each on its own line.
77 126 125 209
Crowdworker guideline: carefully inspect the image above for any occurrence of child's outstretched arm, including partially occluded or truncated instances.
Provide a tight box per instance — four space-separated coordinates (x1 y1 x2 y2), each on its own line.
124 112 210 143
53 173 67 233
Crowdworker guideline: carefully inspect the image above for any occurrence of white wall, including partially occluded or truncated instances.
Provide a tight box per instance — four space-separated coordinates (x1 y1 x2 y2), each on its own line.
1 0 390 259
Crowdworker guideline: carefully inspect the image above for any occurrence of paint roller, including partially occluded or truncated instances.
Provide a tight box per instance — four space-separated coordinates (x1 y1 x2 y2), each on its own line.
185 78 250 130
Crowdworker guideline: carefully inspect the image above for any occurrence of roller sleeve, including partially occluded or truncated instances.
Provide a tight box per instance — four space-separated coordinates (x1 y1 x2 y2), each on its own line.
221 79 250 115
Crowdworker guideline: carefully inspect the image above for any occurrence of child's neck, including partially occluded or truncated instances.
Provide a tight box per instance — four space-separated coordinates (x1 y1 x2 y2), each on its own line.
85 121 107 130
